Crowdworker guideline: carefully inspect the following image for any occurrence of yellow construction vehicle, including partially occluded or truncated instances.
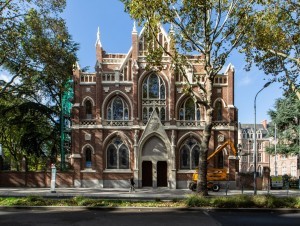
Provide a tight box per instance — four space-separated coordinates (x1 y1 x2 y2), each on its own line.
188 140 237 192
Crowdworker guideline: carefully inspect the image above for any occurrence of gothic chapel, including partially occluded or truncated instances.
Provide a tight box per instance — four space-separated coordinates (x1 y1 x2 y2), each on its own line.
70 23 238 189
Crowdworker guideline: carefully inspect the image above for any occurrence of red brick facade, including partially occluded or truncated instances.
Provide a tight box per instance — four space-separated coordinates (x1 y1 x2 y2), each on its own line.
70 25 238 189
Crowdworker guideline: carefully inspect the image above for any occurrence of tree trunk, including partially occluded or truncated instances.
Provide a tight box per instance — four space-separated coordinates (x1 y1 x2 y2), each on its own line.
197 77 213 196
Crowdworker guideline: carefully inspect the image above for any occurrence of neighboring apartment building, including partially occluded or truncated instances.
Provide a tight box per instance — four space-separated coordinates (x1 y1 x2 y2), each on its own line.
70 23 239 189
238 123 271 176
238 123 300 179
269 152 299 178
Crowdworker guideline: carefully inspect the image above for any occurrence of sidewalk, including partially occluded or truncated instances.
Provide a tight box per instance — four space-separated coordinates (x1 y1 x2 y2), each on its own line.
0 187 299 200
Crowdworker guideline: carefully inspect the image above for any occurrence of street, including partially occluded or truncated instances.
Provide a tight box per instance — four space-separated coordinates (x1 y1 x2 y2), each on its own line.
0 208 299 226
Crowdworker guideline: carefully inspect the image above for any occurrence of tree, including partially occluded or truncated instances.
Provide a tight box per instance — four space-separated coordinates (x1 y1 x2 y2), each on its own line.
121 0 255 195
267 93 300 155
0 0 78 169
0 89 60 171
1 0 77 100
242 0 300 99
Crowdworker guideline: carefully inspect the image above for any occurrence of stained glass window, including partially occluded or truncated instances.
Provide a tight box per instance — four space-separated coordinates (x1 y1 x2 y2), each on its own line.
107 144 117 169
216 101 223 121
148 74 159 98
179 98 201 121
107 96 129 120
142 73 166 121
107 137 129 169
180 138 201 169
85 148 92 168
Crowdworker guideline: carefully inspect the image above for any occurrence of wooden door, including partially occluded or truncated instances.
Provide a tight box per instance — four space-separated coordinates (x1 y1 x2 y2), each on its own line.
157 161 167 187
142 161 152 187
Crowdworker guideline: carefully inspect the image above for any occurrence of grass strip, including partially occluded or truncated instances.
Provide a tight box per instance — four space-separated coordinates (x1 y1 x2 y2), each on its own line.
0 195 299 208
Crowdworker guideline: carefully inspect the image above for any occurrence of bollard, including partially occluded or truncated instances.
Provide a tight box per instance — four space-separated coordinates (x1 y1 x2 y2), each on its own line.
225 183 229 196
241 185 244 194
50 164 56 193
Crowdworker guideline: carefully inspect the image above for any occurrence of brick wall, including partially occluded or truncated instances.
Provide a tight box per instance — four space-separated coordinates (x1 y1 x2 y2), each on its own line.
0 171 74 187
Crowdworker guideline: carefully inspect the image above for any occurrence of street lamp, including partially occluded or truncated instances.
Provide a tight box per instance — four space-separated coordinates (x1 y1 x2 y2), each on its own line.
254 81 272 195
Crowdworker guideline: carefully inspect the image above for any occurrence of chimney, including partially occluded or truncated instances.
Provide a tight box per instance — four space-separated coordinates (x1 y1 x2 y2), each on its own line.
261 120 268 130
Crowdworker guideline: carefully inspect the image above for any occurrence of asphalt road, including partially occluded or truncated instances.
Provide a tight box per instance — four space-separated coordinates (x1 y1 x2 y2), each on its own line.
0 208 299 226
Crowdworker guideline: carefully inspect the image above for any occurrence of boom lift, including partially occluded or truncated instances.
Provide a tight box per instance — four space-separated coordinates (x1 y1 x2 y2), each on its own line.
188 140 237 192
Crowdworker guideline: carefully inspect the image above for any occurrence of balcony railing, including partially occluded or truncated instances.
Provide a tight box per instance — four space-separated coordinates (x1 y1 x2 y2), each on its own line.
142 120 166 126
105 120 130 126
212 121 237 127
80 73 96 83
80 119 97 125
176 120 204 127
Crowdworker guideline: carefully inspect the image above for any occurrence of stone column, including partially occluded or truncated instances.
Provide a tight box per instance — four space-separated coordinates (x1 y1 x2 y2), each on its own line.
170 130 176 189
153 161 157 188
133 130 139 187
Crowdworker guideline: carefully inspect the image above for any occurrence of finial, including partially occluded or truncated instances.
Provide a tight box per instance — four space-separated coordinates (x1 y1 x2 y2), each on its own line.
95 26 102 47
132 21 137 33
97 27 100 40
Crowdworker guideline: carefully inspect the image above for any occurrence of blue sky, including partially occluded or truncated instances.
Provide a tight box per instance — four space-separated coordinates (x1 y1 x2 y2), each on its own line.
63 0 283 124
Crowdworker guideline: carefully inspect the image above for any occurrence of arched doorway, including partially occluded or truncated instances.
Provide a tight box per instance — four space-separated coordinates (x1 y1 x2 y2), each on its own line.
142 161 152 187
157 161 167 187
141 136 168 188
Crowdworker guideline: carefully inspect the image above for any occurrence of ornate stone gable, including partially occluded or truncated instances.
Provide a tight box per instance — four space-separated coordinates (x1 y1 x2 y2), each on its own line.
138 110 171 149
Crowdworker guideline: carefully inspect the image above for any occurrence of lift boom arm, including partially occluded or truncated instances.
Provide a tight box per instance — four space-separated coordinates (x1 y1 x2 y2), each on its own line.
207 140 237 161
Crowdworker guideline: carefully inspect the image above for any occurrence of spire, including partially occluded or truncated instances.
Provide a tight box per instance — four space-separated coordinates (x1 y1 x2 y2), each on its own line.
132 21 137 33
95 26 102 47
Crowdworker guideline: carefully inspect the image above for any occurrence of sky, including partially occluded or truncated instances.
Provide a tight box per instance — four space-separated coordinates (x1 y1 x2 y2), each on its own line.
63 0 283 124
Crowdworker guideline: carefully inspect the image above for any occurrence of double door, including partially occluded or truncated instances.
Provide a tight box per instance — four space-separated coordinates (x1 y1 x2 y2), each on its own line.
142 161 167 187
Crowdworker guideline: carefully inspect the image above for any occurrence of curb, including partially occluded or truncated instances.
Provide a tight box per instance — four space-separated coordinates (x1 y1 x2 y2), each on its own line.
0 206 299 213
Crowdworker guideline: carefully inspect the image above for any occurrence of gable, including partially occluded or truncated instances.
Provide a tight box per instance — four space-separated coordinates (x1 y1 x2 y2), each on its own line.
138 110 171 148
119 24 171 72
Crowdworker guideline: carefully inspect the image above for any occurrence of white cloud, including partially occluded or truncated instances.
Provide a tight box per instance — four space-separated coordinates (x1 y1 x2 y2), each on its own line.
0 73 10 82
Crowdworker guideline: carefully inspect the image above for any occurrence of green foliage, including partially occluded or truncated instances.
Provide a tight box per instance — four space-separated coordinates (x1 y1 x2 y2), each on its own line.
0 195 299 208
185 194 210 207
267 93 300 155
241 0 300 97
185 194 300 208
211 195 253 208
0 0 78 170
295 197 300 208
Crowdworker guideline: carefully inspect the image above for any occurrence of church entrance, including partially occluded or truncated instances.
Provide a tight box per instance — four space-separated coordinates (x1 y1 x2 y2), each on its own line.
142 161 152 187
141 135 169 188
157 161 167 187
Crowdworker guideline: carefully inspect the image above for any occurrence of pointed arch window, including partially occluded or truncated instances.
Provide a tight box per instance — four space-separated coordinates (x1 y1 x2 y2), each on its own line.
85 100 92 119
142 73 166 122
179 98 201 121
143 73 165 99
107 137 129 169
216 100 223 121
180 138 200 169
107 96 129 120
85 148 92 168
